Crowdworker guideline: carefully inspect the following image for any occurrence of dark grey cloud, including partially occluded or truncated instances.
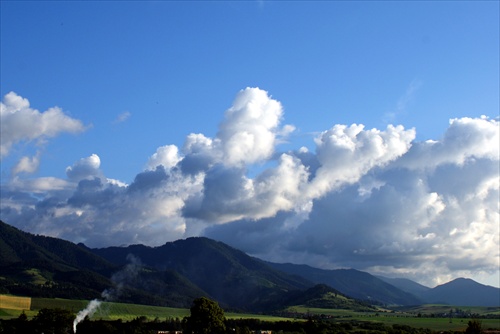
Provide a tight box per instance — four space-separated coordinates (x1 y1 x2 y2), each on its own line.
128 166 169 193
179 153 215 175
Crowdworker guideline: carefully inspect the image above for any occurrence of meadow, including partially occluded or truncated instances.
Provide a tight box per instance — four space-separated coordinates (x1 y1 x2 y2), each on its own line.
287 306 500 331
1 295 499 331
0 296 292 322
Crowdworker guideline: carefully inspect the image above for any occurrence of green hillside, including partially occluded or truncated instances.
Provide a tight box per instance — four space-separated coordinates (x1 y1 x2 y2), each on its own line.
1 221 311 311
283 284 375 312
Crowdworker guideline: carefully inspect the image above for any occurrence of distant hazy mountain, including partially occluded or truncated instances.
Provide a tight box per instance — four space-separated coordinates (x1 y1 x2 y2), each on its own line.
378 276 500 307
377 276 431 298
420 278 500 307
268 263 421 306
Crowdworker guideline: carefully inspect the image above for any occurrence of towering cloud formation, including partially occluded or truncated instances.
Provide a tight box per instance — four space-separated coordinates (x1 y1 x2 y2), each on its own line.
0 88 498 286
306 123 415 198
217 87 286 165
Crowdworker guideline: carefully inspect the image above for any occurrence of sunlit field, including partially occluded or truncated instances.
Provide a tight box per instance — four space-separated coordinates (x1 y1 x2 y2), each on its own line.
0 295 31 310
1 296 499 331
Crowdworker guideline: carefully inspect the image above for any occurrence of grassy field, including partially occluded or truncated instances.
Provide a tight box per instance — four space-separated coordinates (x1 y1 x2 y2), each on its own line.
1 297 292 322
287 306 500 331
361 314 500 332
396 304 500 316
1 297 499 331
22 268 48 285
0 295 31 310
30 298 190 321
286 306 371 316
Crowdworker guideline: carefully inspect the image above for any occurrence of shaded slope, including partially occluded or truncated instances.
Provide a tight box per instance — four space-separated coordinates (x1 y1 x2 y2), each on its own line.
92 237 313 310
269 262 421 306
0 221 206 307
0 220 114 299
377 276 430 298
421 278 500 307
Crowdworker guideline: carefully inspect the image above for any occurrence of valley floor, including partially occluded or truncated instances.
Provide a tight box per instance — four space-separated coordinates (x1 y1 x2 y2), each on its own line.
0 296 499 332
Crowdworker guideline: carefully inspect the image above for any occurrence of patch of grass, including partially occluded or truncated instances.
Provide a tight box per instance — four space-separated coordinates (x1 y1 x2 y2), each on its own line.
22 269 48 285
30 297 189 320
95 302 190 321
30 298 88 312
0 308 37 319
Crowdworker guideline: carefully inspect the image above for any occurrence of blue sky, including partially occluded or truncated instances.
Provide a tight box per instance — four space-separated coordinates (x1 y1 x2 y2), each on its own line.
1 1 499 288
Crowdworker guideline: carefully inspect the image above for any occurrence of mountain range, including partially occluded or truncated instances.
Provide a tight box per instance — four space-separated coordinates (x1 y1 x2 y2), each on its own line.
1 220 498 310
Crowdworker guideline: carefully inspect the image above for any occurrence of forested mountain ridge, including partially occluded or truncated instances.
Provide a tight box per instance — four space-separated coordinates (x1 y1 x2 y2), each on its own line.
1 220 498 310
1 221 314 310
0 220 115 300
91 236 313 310
0 220 117 275
0 220 205 307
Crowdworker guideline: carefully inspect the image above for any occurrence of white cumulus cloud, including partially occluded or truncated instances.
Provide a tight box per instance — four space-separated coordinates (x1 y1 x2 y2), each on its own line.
0 88 498 287
216 87 290 166
147 145 181 170
1 91 86 158
12 152 41 175
66 154 103 182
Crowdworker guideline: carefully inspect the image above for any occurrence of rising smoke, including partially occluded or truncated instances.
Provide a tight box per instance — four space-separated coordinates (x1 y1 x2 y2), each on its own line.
72 254 142 333
73 299 101 333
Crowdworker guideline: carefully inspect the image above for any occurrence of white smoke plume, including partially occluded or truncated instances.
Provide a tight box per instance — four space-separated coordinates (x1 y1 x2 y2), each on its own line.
73 299 101 333
72 254 142 333
104 254 142 300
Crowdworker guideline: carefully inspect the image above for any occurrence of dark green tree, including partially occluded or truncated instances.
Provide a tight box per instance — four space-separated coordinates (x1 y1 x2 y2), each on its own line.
465 319 483 334
183 297 226 334
33 308 74 334
15 311 31 333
